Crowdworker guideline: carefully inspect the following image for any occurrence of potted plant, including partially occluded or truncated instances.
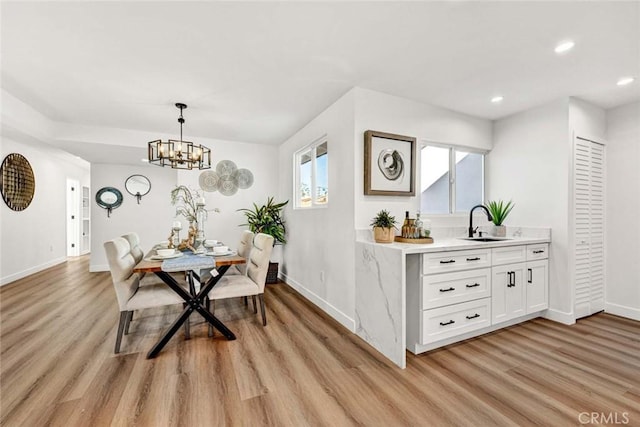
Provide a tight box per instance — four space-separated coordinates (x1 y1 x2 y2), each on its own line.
370 209 397 243
486 200 514 237
238 197 288 283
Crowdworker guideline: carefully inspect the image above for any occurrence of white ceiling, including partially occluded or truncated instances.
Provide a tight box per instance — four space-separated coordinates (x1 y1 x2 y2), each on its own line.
2 2 639 161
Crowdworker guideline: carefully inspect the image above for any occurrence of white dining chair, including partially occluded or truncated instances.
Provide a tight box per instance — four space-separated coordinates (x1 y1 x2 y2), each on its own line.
199 230 254 283
104 237 188 353
206 233 274 332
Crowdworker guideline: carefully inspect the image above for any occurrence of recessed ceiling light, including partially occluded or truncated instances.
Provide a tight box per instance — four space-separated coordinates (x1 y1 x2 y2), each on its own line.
491 96 504 104
554 40 575 54
617 77 635 86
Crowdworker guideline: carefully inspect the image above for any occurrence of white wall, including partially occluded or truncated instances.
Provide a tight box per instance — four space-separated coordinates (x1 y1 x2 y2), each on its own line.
89 164 177 271
278 89 357 330
353 88 493 230
176 138 279 256
277 87 493 331
487 99 572 320
90 139 277 271
605 101 640 320
1 138 90 285
1 89 91 285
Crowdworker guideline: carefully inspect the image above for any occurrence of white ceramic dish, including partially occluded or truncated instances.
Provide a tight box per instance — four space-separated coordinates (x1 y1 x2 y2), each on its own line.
149 252 184 260
156 248 176 257
204 250 236 257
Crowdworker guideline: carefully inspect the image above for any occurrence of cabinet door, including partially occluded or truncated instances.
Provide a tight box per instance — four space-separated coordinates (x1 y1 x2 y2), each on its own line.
491 263 526 324
526 260 548 314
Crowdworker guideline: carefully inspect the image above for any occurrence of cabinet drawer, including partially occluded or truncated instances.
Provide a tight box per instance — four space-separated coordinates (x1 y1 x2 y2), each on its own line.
492 245 526 266
422 268 491 309
421 298 491 344
422 249 491 274
527 244 549 260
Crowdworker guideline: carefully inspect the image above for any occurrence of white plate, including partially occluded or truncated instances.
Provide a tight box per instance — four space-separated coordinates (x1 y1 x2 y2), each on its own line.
204 250 237 257
148 252 185 260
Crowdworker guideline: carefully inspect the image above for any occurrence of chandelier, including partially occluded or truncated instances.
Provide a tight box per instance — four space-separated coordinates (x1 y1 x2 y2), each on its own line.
148 103 211 170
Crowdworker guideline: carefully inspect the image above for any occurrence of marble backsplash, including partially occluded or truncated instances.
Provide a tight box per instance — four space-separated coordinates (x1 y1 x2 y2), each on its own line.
356 226 551 242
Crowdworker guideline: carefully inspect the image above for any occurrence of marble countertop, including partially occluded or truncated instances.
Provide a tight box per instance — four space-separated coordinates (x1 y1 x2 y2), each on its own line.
356 235 550 254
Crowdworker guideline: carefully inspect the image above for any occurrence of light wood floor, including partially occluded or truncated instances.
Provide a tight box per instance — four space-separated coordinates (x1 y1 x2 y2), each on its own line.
1 256 639 426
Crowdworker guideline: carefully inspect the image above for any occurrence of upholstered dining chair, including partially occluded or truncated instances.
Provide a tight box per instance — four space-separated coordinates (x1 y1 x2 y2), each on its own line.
206 233 274 332
199 230 254 283
104 237 188 353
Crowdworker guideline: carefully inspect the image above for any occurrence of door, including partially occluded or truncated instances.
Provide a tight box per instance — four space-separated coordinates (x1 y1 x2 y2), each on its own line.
526 260 548 314
66 179 80 257
573 137 605 318
491 263 526 324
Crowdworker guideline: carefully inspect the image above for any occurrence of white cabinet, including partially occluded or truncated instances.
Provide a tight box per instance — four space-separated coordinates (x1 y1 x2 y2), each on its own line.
573 136 605 318
526 260 548 313
491 244 549 325
491 263 526 323
407 242 549 354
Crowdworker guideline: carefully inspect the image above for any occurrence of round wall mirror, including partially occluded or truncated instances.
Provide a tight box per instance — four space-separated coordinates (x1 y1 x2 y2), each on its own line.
125 174 151 204
96 187 123 217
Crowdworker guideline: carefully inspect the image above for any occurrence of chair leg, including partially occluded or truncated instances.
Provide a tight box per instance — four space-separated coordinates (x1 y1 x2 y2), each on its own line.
183 303 190 340
243 296 248 306
258 294 267 326
252 295 257 314
124 310 133 335
208 299 215 337
115 311 128 353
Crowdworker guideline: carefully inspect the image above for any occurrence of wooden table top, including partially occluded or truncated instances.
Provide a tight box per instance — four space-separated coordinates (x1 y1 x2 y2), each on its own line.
134 253 246 273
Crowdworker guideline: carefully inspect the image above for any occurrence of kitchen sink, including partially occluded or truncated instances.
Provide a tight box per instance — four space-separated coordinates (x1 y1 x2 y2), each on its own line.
460 237 512 242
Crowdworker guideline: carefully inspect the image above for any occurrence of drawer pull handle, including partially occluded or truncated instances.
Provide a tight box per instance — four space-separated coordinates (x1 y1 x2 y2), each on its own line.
439 287 455 293
528 268 532 284
466 283 480 288
466 257 481 261
440 260 456 264
439 320 455 326
466 314 480 320
533 250 545 254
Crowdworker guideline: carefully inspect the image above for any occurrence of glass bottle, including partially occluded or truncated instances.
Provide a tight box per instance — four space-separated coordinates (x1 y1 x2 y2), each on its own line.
402 211 410 238
415 212 423 239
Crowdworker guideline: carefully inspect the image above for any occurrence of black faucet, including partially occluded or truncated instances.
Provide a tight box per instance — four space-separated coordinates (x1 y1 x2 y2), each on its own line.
469 204 493 237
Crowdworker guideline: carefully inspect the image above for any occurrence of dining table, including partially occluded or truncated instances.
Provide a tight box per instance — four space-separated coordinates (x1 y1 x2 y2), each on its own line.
133 249 246 358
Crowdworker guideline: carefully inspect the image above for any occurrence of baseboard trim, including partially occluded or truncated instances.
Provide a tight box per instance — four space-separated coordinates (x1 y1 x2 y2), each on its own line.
0 257 67 286
90 264 109 272
605 302 640 321
543 308 576 325
280 273 356 332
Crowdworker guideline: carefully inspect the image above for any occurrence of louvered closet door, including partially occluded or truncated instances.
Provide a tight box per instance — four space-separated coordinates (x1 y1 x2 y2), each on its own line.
574 137 605 319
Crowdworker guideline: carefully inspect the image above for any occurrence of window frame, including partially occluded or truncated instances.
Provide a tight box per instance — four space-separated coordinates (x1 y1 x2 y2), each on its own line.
293 135 328 210
420 141 486 215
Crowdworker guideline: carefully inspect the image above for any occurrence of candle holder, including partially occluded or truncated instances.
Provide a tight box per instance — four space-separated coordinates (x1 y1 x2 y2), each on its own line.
172 222 182 248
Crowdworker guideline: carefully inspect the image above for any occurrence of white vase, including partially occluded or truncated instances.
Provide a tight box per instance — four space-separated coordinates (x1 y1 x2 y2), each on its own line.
492 225 507 237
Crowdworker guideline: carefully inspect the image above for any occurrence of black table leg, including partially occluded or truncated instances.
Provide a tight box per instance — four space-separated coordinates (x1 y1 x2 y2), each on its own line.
146 267 236 358
147 305 193 358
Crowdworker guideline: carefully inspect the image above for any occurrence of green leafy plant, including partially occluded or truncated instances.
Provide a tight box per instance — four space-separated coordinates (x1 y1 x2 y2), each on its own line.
370 209 398 229
170 185 218 224
238 197 289 244
486 200 514 226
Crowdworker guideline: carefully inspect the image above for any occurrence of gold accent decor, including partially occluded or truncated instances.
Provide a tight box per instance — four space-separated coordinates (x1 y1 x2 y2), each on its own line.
1 153 35 211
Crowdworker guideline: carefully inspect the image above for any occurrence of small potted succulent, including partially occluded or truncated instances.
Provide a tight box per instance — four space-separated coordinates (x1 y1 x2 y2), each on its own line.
370 209 397 243
486 200 514 237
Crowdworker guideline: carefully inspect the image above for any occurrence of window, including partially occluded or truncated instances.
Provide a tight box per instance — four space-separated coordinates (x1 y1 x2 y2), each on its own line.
421 145 484 214
294 138 328 208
